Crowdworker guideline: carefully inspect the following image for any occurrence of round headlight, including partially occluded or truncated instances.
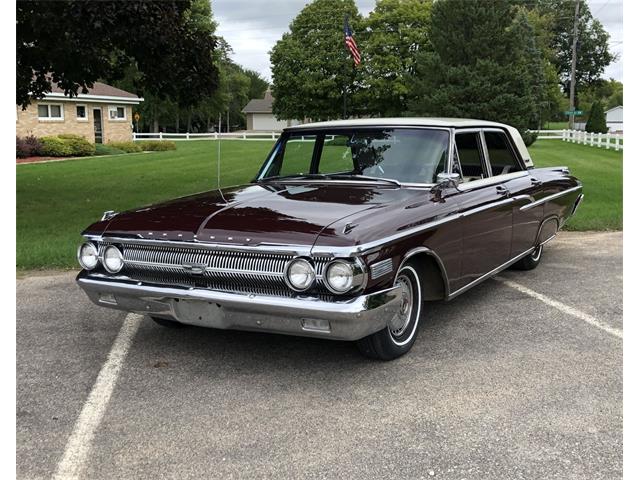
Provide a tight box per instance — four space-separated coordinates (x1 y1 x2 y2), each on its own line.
103 245 124 273
285 258 315 291
325 261 355 293
78 242 99 270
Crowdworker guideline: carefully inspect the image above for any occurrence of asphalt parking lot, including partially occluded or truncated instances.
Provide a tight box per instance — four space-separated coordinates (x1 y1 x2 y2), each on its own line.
17 231 622 480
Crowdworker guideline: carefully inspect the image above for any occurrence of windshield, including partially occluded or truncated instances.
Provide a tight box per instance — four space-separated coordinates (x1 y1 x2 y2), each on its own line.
257 128 450 184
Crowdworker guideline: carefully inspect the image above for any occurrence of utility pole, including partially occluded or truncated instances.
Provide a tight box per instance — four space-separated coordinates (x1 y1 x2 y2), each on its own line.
569 0 580 130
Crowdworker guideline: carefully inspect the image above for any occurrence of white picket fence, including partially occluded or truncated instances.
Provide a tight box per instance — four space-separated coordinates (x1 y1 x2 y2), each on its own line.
533 129 623 151
133 131 281 141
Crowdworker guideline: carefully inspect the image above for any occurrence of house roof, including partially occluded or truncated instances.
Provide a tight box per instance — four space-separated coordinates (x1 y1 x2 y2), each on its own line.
42 81 143 104
242 90 274 114
49 81 139 98
605 105 623 114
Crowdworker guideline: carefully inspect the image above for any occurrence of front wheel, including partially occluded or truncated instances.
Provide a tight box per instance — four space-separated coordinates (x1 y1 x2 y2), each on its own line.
356 264 423 360
511 244 544 271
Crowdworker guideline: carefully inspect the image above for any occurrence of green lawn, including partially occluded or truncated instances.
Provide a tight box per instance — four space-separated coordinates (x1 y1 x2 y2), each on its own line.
528 140 622 231
17 138 622 270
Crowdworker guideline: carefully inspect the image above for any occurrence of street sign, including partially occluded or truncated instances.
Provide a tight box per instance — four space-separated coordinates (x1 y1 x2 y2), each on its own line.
564 110 583 116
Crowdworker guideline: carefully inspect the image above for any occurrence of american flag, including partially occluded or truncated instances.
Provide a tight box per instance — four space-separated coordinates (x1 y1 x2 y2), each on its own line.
344 16 361 66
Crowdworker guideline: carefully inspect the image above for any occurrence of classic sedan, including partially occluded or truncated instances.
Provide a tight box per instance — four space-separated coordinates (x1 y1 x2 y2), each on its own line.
76 118 583 360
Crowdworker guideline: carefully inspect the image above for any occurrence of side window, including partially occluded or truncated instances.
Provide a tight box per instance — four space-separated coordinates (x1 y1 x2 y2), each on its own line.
484 131 522 175
455 132 486 181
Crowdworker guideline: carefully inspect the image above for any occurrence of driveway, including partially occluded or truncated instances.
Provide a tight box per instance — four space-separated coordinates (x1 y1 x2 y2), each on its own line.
16 231 622 479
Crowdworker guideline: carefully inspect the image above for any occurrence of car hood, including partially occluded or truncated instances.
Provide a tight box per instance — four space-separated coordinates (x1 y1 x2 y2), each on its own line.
90 182 424 247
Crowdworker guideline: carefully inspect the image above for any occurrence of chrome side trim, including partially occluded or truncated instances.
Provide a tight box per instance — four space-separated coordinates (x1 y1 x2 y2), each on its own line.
520 186 582 211
311 213 462 256
457 171 529 191
460 198 514 217
447 246 536 300
571 193 585 216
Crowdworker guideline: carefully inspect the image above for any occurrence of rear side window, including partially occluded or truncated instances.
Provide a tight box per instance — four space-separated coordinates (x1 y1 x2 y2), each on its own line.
484 131 522 175
454 132 486 181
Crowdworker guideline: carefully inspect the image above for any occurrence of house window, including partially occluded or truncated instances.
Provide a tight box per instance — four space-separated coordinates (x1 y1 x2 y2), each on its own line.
108 105 126 120
37 103 64 120
76 105 87 120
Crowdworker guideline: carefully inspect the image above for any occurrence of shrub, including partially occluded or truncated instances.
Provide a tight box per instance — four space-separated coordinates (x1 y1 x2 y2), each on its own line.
137 140 177 151
39 136 73 157
95 144 125 156
57 133 87 141
521 130 538 147
106 141 142 153
16 135 43 158
16 137 29 158
24 135 43 156
64 136 95 156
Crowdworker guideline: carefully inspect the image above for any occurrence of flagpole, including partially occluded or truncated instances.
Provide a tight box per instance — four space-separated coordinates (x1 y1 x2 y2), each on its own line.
343 14 349 120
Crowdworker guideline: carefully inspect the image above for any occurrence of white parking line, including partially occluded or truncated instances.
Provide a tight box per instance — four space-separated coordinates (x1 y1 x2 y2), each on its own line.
495 277 622 339
52 314 143 480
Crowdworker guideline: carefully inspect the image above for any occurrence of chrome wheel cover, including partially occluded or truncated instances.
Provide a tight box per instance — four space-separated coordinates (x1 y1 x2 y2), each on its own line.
389 274 414 337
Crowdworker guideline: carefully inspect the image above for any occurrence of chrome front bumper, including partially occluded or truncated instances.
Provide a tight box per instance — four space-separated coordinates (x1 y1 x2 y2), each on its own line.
76 271 402 341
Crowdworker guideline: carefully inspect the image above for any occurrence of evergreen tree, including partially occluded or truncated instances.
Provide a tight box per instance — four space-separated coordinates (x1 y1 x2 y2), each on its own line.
585 101 608 133
409 0 546 136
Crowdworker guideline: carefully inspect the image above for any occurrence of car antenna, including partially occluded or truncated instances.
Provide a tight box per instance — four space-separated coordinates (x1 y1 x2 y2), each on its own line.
217 112 222 191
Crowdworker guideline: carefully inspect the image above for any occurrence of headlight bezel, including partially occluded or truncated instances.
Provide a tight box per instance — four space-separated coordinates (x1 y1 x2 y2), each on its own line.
284 257 316 292
102 244 124 273
323 259 366 294
77 242 100 270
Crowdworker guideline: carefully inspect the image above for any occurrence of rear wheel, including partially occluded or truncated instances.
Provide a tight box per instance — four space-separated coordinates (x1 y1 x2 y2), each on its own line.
150 316 188 328
356 264 422 360
511 244 544 271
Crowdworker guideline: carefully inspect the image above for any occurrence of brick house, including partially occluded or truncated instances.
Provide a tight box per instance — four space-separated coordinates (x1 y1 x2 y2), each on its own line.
16 82 143 143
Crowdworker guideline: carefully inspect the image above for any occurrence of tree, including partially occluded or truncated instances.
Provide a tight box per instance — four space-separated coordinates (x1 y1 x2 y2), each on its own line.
585 101 608 133
410 0 546 135
532 0 616 100
270 0 363 121
358 0 432 116
16 0 219 109
244 70 269 101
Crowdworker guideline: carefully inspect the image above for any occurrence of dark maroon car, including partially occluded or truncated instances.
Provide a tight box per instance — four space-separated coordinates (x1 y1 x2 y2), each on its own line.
77 118 583 359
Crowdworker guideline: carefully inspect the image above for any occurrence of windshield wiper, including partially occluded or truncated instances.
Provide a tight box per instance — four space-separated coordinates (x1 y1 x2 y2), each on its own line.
258 173 329 182
326 174 401 187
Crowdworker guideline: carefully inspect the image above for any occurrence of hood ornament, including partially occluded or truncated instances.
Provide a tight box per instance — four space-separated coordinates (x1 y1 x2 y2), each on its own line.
101 210 118 221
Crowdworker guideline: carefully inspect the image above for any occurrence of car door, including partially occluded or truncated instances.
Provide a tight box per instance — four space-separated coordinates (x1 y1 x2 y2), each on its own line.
481 129 545 256
452 130 513 291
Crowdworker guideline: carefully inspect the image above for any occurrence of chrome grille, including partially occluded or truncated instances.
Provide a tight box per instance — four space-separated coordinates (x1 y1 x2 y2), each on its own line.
99 242 331 296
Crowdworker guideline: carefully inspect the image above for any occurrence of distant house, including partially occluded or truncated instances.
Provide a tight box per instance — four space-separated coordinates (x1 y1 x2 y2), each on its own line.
605 106 623 132
242 90 300 131
16 82 143 143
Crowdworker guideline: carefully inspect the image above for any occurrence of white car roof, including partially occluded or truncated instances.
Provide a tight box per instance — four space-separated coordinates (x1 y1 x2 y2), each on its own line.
286 117 534 167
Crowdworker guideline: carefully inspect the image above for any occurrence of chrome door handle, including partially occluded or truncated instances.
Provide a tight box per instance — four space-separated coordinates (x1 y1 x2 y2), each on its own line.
496 185 509 196
531 177 542 186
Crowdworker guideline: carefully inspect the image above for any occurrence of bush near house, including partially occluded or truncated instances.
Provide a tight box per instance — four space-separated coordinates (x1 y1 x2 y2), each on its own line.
40 135 95 157
16 135 43 158
106 141 142 153
137 140 177 151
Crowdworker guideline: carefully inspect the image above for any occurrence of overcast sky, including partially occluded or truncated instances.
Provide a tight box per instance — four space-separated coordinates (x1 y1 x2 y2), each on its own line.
214 0 623 84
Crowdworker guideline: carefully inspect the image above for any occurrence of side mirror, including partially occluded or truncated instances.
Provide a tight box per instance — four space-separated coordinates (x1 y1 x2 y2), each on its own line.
435 172 461 189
